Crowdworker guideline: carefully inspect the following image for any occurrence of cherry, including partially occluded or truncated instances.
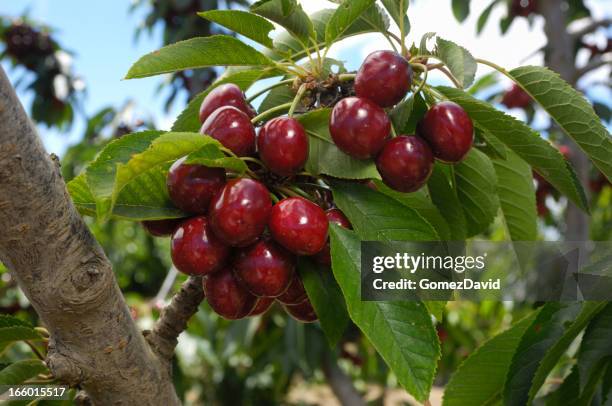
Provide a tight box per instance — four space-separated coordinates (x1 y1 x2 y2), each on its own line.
203 268 257 320
171 216 230 276
558 145 571 159
501 84 531 109
167 157 226 214
269 197 328 255
355 50 412 108
200 106 256 156
141 218 184 237
329 97 390 159
510 0 538 17
209 178 272 247
199 83 256 123
258 117 309 176
283 298 318 323
376 136 434 192
417 101 474 163
276 275 307 305
248 297 274 317
315 209 352 266
234 239 295 297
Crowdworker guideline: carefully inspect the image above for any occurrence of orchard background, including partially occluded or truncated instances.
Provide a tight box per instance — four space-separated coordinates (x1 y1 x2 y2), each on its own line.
0 0 611 405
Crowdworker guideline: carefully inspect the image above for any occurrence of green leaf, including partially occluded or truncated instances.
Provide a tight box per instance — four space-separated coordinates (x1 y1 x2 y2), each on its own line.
436 86 589 212
419 32 436 56
451 0 470 22
503 302 606 406
172 69 270 132
389 93 428 135
435 38 477 88
85 131 162 220
0 315 42 344
331 181 439 241
508 66 612 182
493 149 537 241
0 359 48 385
475 126 507 160
297 109 380 180
454 149 499 237
184 144 248 174
381 0 410 34
543 363 606 406
69 172 184 221
577 303 612 391
468 71 498 95
0 315 33 329
125 35 274 79
330 226 440 402
299 257 349 347
251 0 314 46
198 10 275 48
427 165 467 241
442 311 539 406
373 180 451 240
477 0 500 34
325 0 377 46
260 83 295 113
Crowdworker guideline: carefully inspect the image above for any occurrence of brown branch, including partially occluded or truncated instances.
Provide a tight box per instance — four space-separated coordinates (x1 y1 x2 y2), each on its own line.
145 276 204 361
575 54 612 80
323 355 366 406
0 66 179 405
571 18 612 38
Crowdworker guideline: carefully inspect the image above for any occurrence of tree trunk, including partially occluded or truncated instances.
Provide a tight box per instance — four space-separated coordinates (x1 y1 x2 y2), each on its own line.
539 0 590 241
0 66 179 405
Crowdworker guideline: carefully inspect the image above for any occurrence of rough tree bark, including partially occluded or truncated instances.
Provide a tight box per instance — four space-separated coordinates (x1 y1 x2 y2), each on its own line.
539 0 593 241
0 66 182 405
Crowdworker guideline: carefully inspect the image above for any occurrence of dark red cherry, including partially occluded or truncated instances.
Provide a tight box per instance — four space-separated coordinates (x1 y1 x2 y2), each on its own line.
501 84 531 109
248 297 274 317
329 97 390 159
199 83 256 123
203 268 257 320
355 50 412 108
234 239 296 297
417 101 474 163
200 106 256 156
167 157 226 214
141 218 184 237
314 209 352 266
511 0 538 17
209 178 272 247
269 197 328 255
258 117 309 176
283 299 318 323
171 216 230 276
276 275 307 305
376 136 434 192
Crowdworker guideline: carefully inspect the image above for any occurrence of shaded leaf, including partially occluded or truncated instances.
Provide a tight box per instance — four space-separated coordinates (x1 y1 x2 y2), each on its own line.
251 0 314 46
0 360 48 385
435 37 477 88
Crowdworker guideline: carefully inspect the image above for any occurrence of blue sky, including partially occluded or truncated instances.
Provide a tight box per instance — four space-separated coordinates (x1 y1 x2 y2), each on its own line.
1 0 610 156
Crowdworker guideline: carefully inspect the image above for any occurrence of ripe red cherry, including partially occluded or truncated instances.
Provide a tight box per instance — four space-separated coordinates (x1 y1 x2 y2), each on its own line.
248 297 274 317
167 157 226 214
329 97 390 159
209 178 272 247
283 299 318 323
277 275 307 305
234 239 296 297
355 50 412 108
199 83 256 123
141 218 184 237
203 268 257 320
171 216 230 276
258 117 309 176
315 209 352 266
376 136 434 192
501 84 531 109
269 197 328 255
511 0 538 17
417 101 474 163
200 106 256 156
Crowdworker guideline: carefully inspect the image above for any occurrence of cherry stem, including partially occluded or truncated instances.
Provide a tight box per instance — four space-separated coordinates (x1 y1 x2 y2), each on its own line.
241 156 266 167
384 31 400 52
399 0 407 55
220 146 259 179
275 186 301 199
251 102 293 124
269 193 280 204
247 78 295 103
25 341 45 360
288 84 308 117
410 54 462 88
411 63 429 96
337 73 356 81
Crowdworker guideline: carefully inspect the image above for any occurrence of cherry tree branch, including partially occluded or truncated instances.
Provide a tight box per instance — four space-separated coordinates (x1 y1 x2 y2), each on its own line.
145 276 204 361
0 66 179 405
575 54 612 81
570 18 612 38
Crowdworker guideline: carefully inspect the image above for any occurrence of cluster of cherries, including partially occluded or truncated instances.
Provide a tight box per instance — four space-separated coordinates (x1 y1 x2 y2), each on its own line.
141 49 477 321
329 50 474 192
3 21 55 68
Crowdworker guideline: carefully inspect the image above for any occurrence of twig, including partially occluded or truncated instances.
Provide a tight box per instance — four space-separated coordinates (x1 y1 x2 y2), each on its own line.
575 54 612 80
145 276 204 361
570 18 612 38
